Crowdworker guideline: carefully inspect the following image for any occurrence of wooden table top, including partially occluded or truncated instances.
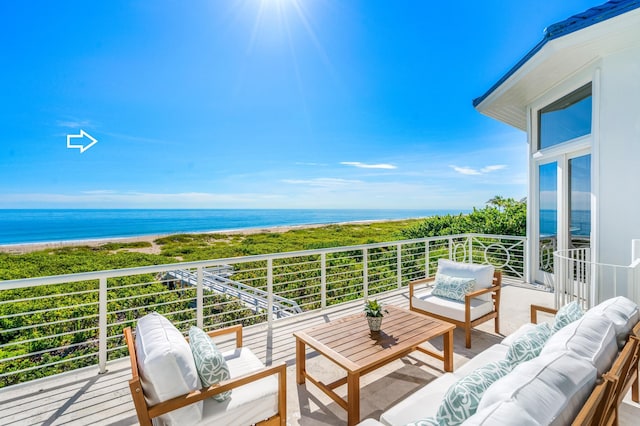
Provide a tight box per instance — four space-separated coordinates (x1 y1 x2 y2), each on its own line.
293 305 455 374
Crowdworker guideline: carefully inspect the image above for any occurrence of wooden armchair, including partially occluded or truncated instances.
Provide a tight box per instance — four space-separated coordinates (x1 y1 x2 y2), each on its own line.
124 324 286 426
409 268 502 348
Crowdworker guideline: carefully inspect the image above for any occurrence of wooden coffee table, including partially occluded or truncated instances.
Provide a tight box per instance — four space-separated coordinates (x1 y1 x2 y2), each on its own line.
294 305 455 425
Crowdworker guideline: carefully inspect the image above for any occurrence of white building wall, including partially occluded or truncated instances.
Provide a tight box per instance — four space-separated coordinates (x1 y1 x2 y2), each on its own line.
597 46 640 267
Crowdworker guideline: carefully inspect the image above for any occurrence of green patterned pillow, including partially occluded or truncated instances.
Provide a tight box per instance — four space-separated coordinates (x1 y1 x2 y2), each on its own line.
506 322 552 366
188 326 232 402
553 301 584 332
431 273 476 301
436 360 512 425
405 417 442 426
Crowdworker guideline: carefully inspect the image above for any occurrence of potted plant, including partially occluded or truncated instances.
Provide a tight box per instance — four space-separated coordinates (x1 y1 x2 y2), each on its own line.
364 299 388 332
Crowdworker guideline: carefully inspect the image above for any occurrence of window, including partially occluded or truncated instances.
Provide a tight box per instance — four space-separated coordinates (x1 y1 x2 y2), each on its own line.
538 83 592 150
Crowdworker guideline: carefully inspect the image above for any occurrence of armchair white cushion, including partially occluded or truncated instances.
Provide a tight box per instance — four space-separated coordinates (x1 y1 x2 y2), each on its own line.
437 259 494 301
134 313 203 426
589 296 640 348
412 295 493 323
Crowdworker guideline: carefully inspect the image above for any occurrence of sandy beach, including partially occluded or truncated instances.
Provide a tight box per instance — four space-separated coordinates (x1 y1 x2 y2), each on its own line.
0 218 417 255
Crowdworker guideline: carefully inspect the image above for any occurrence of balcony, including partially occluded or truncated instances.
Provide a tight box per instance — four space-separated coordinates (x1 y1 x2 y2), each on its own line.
1 234 639 425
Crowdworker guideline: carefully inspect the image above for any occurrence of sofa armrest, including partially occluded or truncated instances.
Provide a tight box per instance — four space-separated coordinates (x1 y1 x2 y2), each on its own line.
206 324 243 348
147 361 287 419
530 305 557 324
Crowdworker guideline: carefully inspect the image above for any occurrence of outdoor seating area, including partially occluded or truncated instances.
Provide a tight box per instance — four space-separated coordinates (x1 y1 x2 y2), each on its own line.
2 279 640 426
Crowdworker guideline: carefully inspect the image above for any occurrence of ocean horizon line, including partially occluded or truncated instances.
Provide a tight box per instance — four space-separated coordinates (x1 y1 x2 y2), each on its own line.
0 208 470 246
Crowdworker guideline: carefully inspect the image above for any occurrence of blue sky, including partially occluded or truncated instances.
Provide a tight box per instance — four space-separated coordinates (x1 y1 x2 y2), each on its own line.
0 0 600 210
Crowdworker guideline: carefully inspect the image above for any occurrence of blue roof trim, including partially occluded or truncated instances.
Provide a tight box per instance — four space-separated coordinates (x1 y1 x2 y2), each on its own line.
472 0 640 108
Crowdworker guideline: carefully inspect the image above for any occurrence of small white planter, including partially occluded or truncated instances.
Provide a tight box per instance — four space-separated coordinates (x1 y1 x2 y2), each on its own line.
367 316 383 332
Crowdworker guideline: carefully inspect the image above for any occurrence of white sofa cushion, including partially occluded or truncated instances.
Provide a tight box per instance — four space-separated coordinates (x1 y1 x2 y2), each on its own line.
436 360 512 425
540 313 617 375
188 326 231 402
202 347 279 425
437 259 495 301
135 312 202 426
412 294 493 323
589 296 639 348
463 400 541 425
477 351 597 426
379 373 459 426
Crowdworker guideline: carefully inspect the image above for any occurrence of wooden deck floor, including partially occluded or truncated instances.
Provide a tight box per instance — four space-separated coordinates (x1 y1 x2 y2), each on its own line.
1 281 639 425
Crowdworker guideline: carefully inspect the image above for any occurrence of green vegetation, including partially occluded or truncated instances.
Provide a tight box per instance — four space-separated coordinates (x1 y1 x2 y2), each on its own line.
0 198 526 387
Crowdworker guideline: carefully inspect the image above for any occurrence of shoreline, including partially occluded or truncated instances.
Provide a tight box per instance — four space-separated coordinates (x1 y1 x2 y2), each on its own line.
0 217 423 255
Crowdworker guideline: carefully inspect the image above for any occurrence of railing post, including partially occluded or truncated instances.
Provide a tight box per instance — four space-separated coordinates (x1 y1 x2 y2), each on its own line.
321 253 327 309
468 235 473 264
196 267 204 328
267 258 274 328
425 239 430 277
363 248 368 299
397 243 402 288
98 277 107 374
448 237 453 260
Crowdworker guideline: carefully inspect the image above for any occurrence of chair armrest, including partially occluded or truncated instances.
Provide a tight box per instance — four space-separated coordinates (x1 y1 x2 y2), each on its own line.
147 361 287 419
465 285 500 300
530 305 557 324
206 324 243 348
409 277 435 299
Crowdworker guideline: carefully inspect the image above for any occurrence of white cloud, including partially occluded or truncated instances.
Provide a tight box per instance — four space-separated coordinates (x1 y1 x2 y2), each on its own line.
294 162 327 167
450 164 506 176
57 119 94 129
340 161 397 170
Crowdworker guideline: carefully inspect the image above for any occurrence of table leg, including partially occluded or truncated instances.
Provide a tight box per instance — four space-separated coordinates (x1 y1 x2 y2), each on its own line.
347 372 360 426
443 329 454 372
296 337 306 384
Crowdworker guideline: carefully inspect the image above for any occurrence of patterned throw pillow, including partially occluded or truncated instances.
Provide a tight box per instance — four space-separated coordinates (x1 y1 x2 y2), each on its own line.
436 360 512 425
431 273 476 301
553 301 585 332
188 326 232 402
405 417 442 426
506 322 552 366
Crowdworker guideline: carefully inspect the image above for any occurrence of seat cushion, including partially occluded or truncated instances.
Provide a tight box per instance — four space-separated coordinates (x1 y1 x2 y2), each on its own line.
477 351 597 426
412 294 493 323
134 312 202 426
540 313 617 375
463 400 541 426
588 296 639 348
201 347 279 425
379 373 459 426
437 259 495 301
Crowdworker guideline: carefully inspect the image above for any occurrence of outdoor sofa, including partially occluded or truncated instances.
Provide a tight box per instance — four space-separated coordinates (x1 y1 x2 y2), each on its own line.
358 296 640 425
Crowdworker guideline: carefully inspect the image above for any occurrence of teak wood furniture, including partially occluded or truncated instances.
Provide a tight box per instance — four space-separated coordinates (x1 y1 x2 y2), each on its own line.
124 324 287 426
294 305 455 426
409 270 502 348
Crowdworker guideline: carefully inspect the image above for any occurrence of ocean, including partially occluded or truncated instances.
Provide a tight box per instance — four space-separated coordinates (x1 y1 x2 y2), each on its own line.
0 209 468 246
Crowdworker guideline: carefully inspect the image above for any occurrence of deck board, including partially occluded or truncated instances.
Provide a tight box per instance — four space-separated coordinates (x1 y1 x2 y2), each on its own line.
1 280 639 425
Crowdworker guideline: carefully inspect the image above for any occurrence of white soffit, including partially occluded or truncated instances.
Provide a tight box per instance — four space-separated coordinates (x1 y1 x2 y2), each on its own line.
476 8 640 130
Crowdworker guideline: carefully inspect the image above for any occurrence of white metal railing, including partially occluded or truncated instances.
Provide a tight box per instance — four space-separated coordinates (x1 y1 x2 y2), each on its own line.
554 248 640 310
0 233 525 387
